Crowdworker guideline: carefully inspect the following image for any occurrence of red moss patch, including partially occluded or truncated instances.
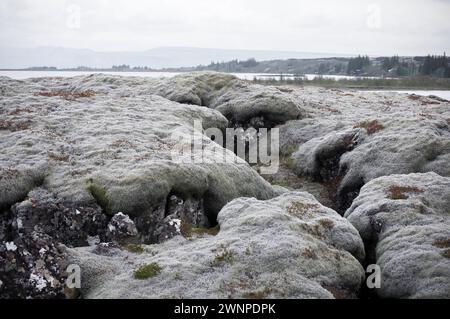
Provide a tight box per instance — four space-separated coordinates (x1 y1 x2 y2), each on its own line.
34 90 95 100
0 120 14 130
408 94 421 101
301 248 318 259
386 186 424 200
353 120 385 135
318 218 335 229
8 107 34 116
433 238 450 249
0 119 32 131
421 100 440 106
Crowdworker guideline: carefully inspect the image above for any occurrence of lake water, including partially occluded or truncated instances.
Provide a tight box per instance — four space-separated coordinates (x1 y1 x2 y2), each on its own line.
1 70 449 100
0 70 184 80
0 70 381 81
363 90 450 101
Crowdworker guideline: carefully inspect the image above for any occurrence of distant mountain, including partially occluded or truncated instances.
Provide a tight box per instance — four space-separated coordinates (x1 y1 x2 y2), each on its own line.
0 46 351 69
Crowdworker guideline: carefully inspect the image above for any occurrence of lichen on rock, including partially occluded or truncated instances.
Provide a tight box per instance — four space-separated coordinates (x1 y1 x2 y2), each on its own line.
345 172 450 298
68 192 365 299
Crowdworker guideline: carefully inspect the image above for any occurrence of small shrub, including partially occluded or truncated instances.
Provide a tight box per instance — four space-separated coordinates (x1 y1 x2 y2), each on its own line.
386 185 424 200
134 263 162 279
211 246 234 267
353 120 384 135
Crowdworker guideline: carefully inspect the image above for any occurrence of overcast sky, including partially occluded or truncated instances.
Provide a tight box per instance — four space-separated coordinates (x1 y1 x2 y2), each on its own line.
0 0 449 55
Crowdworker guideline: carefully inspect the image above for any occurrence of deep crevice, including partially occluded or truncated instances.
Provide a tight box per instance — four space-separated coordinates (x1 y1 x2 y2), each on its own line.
135 191 217 244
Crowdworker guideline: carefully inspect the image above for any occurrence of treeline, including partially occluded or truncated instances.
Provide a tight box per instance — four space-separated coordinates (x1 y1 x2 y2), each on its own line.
191 57 350 75
420 54 450 77
111 64 154 71
206 58 258 72
252 75 450 90
22 54 450 78
187 54 450 78
347 54 450 77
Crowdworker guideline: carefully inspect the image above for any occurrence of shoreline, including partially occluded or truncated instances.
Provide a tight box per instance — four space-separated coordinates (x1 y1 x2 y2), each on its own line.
1 69 450 98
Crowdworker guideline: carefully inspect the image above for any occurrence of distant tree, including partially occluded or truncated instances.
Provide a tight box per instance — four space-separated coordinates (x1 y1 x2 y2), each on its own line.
382 55 400 72
112 64 130 71
318 63 328 74
420 54 450 77
347 55 371 75
334 63 344 74
241 58 258 68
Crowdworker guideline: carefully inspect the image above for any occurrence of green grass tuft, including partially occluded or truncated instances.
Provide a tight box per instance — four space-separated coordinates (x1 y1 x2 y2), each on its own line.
123 244 145 254
191 225 220 236
134 263 163 279
180 217 220 239
87 180 110 213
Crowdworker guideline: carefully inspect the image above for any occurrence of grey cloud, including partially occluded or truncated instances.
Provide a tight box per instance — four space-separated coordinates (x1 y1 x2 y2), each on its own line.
0 0 449 55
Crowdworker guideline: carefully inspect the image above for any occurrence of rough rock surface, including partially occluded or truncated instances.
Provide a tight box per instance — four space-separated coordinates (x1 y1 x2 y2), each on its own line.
161 73 304 128
0 230 70 299
0 73 286 298
9 188 108 246
0 74 278 242
345 172 450 298
69 192 365 299
65 72 304 128
0 188 107 298
2 73 449 299
105 212 138 243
